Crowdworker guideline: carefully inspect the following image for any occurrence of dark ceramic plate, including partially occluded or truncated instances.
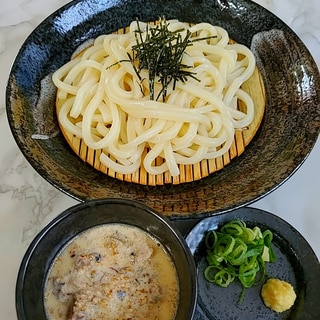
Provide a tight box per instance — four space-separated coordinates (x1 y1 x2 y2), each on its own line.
6 0 320 218
185 207 320 320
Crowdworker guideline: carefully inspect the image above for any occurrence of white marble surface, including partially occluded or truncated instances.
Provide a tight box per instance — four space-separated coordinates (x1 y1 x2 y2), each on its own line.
0 0 319 318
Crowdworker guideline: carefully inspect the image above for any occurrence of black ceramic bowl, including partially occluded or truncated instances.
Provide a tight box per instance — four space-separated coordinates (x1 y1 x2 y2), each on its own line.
6 0 320 218
15 198 197 320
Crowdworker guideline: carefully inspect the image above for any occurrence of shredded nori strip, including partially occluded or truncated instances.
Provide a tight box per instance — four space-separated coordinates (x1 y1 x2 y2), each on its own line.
131 18 204 101
107 18 216 101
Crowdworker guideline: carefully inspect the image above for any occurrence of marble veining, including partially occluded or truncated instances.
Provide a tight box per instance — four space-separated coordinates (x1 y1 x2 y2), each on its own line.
0 1 319 319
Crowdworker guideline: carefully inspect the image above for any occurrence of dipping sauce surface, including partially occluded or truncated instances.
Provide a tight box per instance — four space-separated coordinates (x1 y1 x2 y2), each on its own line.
44 224 179 320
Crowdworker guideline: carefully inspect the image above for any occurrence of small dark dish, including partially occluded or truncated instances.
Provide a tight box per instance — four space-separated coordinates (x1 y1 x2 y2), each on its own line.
6 0 320 217
186 207 320 320
15 198 197 320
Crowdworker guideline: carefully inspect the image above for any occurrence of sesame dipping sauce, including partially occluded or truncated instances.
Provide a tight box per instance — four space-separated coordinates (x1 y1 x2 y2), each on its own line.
44 224 179 320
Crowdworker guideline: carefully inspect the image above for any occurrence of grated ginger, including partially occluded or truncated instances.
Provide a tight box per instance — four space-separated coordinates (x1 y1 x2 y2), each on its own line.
261 278 296 312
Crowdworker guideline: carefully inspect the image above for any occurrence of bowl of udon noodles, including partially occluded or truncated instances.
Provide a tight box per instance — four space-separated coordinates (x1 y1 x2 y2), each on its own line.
6 0 320 218
16 198 198 320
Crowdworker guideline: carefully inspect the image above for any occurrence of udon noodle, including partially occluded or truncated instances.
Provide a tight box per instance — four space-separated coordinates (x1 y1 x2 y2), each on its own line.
53 20 255 177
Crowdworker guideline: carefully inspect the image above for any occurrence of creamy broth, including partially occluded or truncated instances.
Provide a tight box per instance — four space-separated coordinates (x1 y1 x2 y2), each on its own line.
44 224 179 320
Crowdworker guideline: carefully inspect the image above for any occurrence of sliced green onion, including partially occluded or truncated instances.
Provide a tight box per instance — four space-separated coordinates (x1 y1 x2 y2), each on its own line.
204 219 276 303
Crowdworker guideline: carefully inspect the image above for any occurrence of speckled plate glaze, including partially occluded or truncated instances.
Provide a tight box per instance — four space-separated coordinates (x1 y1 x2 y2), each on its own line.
6 0 320 218
186 207 320 320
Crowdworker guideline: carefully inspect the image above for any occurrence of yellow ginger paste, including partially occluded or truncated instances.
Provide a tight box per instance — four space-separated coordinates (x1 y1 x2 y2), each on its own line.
261 278 296 312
